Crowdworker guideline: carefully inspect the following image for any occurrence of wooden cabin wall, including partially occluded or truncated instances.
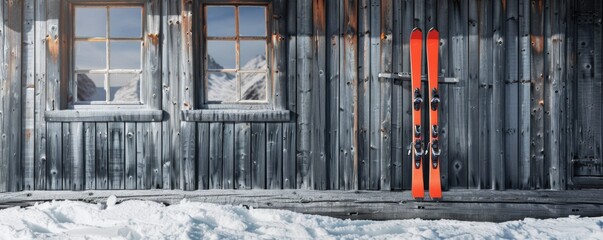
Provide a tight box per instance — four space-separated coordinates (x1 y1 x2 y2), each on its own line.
1 0 602 192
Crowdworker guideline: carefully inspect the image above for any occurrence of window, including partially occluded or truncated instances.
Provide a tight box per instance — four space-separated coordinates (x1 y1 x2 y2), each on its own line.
72 5 143 106
204 5 269 105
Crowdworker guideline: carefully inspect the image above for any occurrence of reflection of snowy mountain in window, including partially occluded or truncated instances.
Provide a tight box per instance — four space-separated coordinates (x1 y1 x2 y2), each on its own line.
207 54 267 102
77 74 140 103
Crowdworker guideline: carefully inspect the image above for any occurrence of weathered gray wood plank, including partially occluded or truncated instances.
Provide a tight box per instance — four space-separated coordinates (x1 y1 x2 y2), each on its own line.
530 0 545 189
379 0 393 191
34 0 48 191
95 123 108 190
22 0 35 191
209 123 223 189
326 0 341 190
368 0 381 191
47 122 62 190
401 0 415 190
518 0 532 190
197 123 210 189
70 122 85 191
503 0 520 189
356 0 369 190
222 123 235 189
250 123 266 189
283 0 297 190
311 0 327 190
467 0 480 189
267 123 283 189
491 0 506 190
0 0 7 192
390 0 403 191
235 123 251 189
125 123 137 190
144 0 161 109
478 0 493 189
340 0 358 191
136 123 149 189
84 123 95 190
274 0 288 110
182 110 291 122
45 110 163 122
296 0 313 189
62 123 71 191
181 122 196 190
108 123 125 190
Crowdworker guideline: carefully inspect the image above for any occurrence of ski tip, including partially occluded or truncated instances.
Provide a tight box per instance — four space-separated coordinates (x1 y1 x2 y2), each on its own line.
428 27 439 33
411 27 422 33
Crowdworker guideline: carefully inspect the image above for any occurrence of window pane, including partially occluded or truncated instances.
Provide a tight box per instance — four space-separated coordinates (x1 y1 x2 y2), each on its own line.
75 7 106 38
206 6 235 37
241 73 266 101
207 40 236 69
110 73 140 102
207 72 236 102
110 7 142 38
110 41 141 69
239 6 266 36
77 73 106 102
75 41 106 70
240 40 267 70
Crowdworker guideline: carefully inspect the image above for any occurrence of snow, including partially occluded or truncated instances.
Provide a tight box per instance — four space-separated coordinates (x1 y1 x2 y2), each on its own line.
0 197 601 240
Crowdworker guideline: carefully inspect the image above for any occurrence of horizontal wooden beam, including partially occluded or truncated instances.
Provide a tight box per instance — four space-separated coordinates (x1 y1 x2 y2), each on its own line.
45 110 164 122
1 189 602 222
182 110 291 122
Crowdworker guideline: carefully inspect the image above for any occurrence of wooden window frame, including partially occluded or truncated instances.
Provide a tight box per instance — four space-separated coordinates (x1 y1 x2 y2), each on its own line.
195 0 288 112
48 0 161 117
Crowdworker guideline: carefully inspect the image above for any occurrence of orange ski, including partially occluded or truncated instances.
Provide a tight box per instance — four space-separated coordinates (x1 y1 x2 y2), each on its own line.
427 28 442 200
410 28 424 200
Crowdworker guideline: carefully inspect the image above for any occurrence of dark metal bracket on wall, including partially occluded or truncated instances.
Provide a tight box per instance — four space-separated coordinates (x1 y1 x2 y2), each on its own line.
378 72 459 84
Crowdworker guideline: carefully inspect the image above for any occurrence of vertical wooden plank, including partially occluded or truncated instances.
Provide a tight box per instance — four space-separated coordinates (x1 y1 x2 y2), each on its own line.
70 122 84 190
235 123 251 189
34 0 47 191
95 123 108 189
467 0 480 189
274 0 288 110
6 0 23 193
390 0 402 191
136 123 148 189
379 0 393 191
145 0 161 109
518 0 532 189
312 0 327 190
553 0 567 190
267 123 283 189
0 0 7 192
22 0 35 191
448 0 469 188
125 122 137 190
180 0 194 191
356 0 369 190
46 122 62 190
340 0 358 190
283 0 297 190
368 0 381 191
544 0 564 190
222 123 234 189
197 123 210 189
209 122 223 189
62 123 71 190
84 123 95 189
491 0 506 190
504 0 520 189
530 0 545 189
564 0 574 188
327 0 341 190
296 0 312 189
250 123 266 189
150 122 162 189
108 122 125 190
401 0 415 190
478 0 493 189
161 0 181 190
181 122 196 190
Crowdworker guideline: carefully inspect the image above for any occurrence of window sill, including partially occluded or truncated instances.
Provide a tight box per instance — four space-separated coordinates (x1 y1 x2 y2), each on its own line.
182 109 291 122
45 110 163 122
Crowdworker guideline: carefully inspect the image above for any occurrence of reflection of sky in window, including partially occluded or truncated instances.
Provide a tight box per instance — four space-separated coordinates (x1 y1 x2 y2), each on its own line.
206 6 235 37
239 7 266 36
110 8 142 38
110 41 141 69
207 41 236 69
75 7 106 38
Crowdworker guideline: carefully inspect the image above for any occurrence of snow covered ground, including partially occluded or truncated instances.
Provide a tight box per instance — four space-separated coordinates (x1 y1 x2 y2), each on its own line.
0 197 601 239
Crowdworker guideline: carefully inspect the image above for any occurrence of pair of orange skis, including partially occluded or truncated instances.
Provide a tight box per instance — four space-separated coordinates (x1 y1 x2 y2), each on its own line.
410 28 442 200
